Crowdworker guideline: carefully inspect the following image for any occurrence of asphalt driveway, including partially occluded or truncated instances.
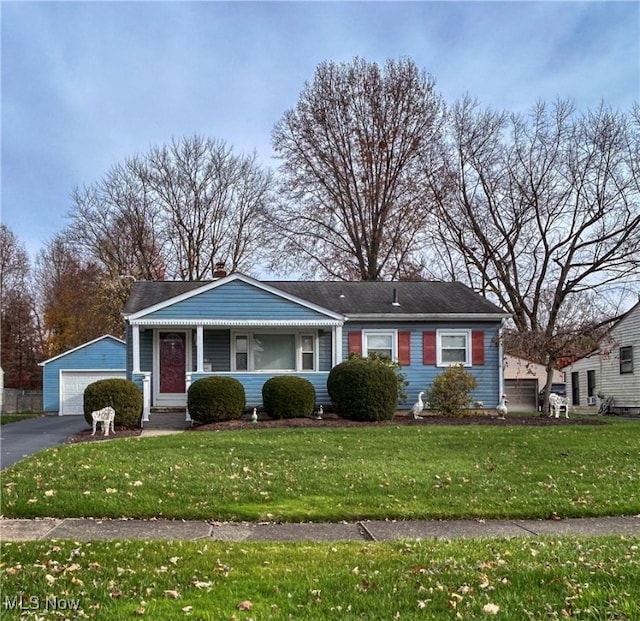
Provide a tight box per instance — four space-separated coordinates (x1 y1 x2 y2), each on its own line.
0 415 88 469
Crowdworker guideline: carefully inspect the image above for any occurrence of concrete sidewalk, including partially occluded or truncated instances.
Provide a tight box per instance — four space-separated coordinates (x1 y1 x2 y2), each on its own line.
2 516 639 543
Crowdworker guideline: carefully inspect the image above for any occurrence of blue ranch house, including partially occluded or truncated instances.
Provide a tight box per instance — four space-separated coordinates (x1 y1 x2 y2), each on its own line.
122 272 509 424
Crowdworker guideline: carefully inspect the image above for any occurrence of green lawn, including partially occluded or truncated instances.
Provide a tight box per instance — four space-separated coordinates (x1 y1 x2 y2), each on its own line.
2 420 639 521
2 420 639 620
1 536 638 620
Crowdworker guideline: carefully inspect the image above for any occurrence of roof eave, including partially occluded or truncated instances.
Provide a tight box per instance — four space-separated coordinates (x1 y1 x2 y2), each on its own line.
129 319 344 327
345 313 510 321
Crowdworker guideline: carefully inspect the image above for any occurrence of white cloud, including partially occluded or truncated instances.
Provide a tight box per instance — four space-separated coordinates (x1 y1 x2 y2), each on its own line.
2 1 638 259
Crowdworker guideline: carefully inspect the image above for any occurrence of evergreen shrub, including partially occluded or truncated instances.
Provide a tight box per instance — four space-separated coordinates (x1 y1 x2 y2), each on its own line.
188 376 246 424
262 376 316 419
83 378 143 428
327 354 398 421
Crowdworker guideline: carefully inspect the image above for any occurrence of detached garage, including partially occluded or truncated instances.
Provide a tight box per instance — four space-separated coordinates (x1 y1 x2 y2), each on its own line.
503 355 564 412
40 335 126 415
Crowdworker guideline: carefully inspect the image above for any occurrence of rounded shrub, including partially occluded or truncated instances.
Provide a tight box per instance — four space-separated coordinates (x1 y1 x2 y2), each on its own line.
262 376 316 419
426 365 478 416
188 376 246 424
83 378 143 428
327 355 398 421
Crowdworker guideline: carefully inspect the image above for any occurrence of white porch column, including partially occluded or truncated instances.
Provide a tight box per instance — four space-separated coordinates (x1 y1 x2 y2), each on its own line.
334 325 343 365
132 325 141 374
196 325 204 372
185 373 192 423
142 372 151 424
498 318 505 399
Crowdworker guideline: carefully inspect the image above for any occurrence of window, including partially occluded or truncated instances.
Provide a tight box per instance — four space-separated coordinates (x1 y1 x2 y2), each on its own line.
620 346 633 374
232 332 316 372
235 335 248 371
300 335 315 370
437 330 471 366
587 370 596 397
254 334 296 370
363 331 395 360
571 371 580 406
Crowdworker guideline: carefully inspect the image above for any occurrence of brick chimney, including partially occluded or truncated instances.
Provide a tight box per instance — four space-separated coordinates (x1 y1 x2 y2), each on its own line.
213 262 227 279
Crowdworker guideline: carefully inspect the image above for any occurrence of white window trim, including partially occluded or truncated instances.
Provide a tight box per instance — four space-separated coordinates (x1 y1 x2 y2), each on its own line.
299 333 317 371
362 329 398 361
620 345 633 374
231 330 318 372
436 329 472 367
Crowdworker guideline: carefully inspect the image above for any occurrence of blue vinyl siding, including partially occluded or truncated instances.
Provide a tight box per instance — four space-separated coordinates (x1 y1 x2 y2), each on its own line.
143 280 333 321
41 337 126 413
189 372 330 408
204 330 231 372
140 330 153 372
318 331 332 372
343 322 502 408
132 323 501 410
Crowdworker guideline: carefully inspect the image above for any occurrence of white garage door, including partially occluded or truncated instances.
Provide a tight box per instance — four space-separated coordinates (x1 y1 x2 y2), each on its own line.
60 371 126 416
504 379 538 412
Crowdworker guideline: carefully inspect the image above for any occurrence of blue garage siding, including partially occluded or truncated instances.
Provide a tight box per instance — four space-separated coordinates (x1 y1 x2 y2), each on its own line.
41 336 126 413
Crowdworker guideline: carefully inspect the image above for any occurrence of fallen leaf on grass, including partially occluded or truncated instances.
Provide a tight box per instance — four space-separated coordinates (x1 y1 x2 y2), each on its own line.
237 600 253 610
164 590 180 599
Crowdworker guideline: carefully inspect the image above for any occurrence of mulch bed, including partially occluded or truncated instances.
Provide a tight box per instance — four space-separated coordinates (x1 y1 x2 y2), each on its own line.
68 412 606 443
191 412 607 432
68 428 143 443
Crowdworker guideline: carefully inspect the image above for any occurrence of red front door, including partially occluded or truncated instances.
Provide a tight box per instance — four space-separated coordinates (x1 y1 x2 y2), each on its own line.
159 332 186 394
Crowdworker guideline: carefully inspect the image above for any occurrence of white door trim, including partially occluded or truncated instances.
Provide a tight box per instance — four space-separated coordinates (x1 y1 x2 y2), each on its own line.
153 329 192 406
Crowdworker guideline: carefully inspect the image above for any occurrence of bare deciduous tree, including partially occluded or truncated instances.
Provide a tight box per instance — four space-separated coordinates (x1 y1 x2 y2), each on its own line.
67 135 273 281
271 57 446 280
70 160 167 282
427 97 640 402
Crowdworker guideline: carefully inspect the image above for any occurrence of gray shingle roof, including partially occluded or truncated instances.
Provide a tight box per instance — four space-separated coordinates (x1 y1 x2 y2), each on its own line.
267 280 505 316
123 276 507 318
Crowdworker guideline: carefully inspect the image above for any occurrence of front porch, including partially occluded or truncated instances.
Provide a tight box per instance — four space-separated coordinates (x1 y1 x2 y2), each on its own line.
129 321 342 424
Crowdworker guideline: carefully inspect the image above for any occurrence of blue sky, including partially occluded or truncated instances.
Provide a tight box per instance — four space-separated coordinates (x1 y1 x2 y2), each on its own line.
2 1 638 260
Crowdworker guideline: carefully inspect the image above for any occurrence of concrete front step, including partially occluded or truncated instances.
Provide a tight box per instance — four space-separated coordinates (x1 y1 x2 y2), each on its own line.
144 411 191 430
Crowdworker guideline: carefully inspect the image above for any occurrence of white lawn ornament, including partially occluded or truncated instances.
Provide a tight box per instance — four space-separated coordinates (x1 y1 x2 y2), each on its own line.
411 392 425 419
251 407 258 424
90 406 116 436
496 395 508 419
548 393 569 419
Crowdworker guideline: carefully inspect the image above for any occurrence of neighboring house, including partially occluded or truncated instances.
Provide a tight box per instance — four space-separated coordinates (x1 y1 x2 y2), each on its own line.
563 301 640 415
39 335 126 415
122 273 508 422
503 355 564 412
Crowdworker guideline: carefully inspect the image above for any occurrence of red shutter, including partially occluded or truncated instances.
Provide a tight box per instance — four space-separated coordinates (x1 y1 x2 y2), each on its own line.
423 331 436 365
472 331 485 365
348 331 362 356
398 331 411 366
